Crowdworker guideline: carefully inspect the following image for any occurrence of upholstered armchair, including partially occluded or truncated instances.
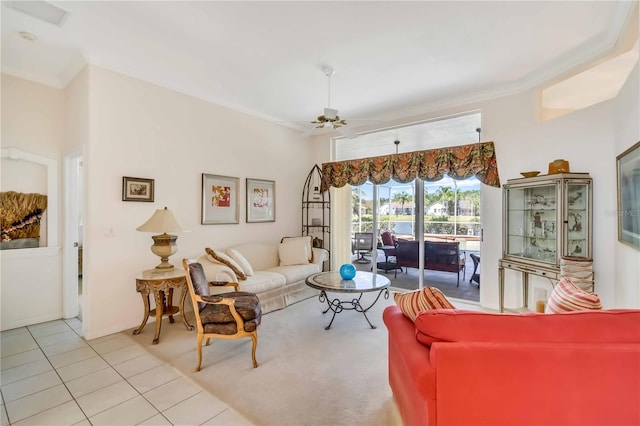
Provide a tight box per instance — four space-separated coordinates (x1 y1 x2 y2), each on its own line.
379 231 398 268
182 259 262 371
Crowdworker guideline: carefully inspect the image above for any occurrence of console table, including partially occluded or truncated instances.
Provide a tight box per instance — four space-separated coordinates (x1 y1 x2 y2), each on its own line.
133 268 193 344
498 259 560 313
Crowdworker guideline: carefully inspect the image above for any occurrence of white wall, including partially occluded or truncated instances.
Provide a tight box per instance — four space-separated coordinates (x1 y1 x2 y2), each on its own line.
614 61 640 308
79 66 317 339
481 91 617 310
0 74 65 330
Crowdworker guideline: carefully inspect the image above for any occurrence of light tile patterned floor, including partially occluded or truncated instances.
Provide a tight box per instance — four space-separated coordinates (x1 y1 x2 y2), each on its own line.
0 318 253 426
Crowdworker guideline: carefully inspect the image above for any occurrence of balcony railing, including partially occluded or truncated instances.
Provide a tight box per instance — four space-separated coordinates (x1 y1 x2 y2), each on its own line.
351 219 481 251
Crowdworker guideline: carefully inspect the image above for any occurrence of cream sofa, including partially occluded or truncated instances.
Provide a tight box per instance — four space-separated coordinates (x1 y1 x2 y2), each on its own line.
196 241 329 314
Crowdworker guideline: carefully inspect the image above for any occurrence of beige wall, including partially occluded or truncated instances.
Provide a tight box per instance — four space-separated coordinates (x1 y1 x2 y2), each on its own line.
614 61 640 308
1 74 65 329
80 66 318 338
481 91 617 310
1 74 65 158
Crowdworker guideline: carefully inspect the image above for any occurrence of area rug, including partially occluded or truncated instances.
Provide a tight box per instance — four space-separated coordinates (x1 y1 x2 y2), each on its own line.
127 290 403 426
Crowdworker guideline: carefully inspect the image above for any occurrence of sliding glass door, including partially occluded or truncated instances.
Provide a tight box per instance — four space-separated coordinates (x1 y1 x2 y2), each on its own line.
349 175 481 301
337 111 483 301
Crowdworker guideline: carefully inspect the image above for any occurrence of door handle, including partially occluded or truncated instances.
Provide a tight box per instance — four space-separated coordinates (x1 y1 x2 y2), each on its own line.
73 242 79 247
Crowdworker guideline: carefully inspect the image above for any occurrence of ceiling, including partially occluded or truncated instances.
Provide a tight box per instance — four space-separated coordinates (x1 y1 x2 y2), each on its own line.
1 1 635 135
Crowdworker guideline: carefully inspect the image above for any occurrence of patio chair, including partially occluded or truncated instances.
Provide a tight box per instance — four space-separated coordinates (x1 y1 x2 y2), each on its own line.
353 232 375 263
470 253 480 286
380 231 397 258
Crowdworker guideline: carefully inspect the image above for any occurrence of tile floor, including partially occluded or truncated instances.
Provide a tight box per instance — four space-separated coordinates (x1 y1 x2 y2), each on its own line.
0 318 253 425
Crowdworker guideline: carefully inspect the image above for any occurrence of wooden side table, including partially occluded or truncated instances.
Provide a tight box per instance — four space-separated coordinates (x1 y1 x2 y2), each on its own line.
133 268 194 344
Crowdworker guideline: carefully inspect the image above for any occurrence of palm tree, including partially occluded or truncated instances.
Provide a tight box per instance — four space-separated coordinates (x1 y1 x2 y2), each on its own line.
436 186 455 215
351 189 360 217
460 189 480 216
423 188 440 213
392 191 413 215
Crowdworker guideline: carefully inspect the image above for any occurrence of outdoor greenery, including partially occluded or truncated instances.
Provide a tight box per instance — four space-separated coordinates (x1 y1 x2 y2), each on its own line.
351 180 482 236
355 186 480 216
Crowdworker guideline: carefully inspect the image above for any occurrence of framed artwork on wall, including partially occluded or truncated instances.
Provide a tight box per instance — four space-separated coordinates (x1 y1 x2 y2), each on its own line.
122 177 154 202
617 140 640 249
202 173 239 224
246 178 275 223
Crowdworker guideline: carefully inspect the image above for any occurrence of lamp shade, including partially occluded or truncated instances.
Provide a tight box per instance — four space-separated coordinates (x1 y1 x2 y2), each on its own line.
136 207 183 233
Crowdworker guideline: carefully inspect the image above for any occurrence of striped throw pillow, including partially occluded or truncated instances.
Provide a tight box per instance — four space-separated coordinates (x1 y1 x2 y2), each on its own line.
545 277 602 314
393 287 455 322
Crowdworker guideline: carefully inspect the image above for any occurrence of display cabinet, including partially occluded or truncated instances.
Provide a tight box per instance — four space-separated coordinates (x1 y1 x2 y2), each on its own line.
302 164 330 269
499 173 592 312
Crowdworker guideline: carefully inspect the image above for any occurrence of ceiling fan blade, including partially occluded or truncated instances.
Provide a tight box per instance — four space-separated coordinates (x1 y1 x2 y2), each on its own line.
300 126 329 138
337 125 357 139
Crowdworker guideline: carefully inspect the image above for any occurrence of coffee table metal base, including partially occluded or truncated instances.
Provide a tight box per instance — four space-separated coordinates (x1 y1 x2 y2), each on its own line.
317 288 390 330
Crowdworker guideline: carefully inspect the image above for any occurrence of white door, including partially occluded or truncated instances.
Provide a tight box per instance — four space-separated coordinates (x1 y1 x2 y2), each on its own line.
63 153 82 320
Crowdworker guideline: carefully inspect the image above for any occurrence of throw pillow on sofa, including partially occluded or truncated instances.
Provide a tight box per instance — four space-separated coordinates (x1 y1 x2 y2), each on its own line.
393 287 455 322
280 236 313 262
226 248 254 276
545 277 602 313
279 239 311 266
205 247 247 280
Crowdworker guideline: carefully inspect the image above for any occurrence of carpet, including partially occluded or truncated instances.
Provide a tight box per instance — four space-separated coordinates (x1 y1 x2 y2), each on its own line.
127 290 404 426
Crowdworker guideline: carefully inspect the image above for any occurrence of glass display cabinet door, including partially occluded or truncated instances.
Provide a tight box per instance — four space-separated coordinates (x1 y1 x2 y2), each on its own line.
505 183 558 266
564 182 590 258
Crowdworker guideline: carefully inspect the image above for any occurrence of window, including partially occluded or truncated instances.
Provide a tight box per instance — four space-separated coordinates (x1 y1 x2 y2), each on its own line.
339 113 482 302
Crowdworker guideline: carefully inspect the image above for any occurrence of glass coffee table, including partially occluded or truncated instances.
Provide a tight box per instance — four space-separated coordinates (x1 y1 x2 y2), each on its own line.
305 271 390 330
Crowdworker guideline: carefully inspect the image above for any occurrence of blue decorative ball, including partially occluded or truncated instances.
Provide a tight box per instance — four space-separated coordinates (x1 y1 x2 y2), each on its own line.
339 263 356 280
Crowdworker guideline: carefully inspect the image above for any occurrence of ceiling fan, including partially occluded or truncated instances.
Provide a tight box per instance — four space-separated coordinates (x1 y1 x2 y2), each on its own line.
301 67 360 139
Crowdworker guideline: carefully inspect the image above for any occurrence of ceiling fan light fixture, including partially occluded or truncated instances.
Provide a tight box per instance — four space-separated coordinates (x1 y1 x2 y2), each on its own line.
324 108 338 120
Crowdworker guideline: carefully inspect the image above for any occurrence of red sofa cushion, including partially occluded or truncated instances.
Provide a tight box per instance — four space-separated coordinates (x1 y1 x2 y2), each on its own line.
415 309 640 346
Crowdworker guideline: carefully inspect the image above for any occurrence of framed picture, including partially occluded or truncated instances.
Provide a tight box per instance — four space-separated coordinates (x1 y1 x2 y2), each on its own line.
617 141 640 249
122 177 154 202
246 178 275 223
202 174 239 224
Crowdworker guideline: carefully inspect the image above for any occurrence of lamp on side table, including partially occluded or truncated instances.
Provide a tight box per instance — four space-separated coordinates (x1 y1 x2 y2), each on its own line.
137 207 184 270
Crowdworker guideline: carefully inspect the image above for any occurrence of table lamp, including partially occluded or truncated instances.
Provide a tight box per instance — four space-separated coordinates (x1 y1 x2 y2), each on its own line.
136 207 183 270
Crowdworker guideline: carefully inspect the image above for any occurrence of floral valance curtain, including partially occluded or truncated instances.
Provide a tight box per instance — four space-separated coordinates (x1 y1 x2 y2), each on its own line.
321 141 500 191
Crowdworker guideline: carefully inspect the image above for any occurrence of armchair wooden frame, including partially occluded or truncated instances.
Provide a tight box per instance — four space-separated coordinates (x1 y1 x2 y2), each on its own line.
182 259 258 372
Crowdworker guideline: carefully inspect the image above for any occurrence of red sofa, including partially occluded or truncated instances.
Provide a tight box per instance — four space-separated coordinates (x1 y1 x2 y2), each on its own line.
383 306 640 426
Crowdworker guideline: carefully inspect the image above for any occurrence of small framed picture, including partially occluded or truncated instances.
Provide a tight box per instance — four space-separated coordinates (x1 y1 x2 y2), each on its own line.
202 173 239 224
617 141 640 249
122 177 154 202
246 178 275 223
